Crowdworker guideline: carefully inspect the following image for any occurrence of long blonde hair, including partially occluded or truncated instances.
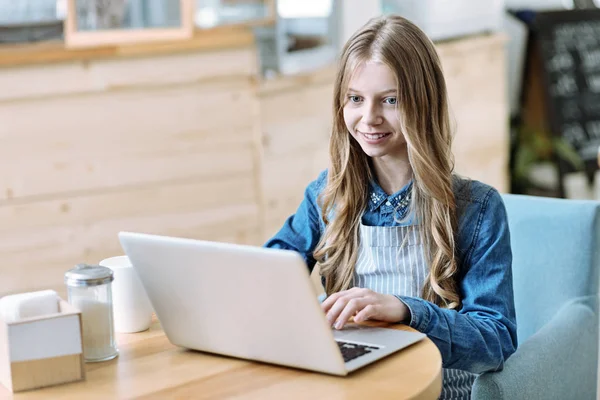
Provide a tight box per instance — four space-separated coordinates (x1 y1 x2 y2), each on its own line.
313 15 460 309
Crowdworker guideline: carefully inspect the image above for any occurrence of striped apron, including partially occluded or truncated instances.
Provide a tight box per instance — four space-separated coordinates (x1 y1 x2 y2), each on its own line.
353 222 476 400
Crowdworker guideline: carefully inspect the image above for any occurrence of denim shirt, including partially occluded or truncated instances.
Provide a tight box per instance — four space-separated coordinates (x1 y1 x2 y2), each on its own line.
264 170 518 374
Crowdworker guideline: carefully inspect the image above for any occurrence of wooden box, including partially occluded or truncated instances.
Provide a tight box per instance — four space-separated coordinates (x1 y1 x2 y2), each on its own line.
0 300 85 392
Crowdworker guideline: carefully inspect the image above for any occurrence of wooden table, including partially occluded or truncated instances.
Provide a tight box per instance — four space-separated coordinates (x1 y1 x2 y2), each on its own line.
0 319 442 400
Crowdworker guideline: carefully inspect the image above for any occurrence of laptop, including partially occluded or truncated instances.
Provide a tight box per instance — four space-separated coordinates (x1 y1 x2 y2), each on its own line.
118 231 426 376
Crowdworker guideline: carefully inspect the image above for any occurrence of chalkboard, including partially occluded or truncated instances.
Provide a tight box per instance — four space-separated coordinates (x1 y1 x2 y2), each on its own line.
534 9 600 173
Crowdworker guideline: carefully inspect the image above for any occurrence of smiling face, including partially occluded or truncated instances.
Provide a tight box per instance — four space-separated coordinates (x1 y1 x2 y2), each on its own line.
342 61 407 162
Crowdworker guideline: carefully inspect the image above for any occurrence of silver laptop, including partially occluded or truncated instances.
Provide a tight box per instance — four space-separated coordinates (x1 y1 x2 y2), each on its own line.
118 231 426 376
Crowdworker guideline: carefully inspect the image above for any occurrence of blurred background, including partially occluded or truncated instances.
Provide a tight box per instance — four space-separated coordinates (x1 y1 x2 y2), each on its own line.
0 0 599 297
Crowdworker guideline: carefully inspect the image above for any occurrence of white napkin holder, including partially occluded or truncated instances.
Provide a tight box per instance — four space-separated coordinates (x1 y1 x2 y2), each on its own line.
0 295 85 392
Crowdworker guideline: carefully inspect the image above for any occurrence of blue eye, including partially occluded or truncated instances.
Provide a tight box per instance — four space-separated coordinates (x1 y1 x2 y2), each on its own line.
348 95 362 103
384 97 397 105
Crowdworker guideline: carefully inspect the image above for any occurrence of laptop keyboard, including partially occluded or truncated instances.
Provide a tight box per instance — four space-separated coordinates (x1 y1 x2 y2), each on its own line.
336 340 381 363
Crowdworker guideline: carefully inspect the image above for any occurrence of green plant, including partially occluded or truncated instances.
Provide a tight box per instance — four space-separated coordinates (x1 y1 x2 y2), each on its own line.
512 125 584 190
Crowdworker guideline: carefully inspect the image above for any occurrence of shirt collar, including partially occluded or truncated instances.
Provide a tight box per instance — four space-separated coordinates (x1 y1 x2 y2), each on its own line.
368 179 413 212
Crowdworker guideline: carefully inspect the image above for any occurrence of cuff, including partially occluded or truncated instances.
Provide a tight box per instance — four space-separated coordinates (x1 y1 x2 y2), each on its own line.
394 295 431 332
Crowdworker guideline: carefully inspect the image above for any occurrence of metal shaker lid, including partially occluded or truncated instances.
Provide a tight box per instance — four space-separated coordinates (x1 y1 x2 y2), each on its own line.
64 263 114 287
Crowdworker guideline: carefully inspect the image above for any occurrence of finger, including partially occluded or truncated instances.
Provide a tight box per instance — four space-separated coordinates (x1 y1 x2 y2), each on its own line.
320 291 343 313
321 288 371 316
324 295 352 326
333 297 369 330
325 293 362 326
354 304 377 323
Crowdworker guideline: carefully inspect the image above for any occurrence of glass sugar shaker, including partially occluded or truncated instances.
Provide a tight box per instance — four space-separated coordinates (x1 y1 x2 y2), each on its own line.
64 264 119 362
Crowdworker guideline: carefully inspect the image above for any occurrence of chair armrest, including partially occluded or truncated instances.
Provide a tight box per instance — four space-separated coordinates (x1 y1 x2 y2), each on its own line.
472 296 598 400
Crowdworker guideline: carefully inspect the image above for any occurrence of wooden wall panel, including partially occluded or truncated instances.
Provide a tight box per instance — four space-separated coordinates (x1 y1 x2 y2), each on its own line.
0 46 262 297
440 35 509 192
0 176 260 296
0 81 256 200
0 48 257 101
259 80 333 241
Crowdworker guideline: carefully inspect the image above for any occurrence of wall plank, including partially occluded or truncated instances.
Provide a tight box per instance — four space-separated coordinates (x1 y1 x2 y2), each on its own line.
0 47 257 102
0 44 263 297
259 81 332 242
0 81 257 200
0 176 260 296
441 35 509 192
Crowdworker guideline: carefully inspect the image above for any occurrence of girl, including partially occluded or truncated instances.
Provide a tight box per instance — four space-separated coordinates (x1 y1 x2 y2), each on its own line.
264 15 517 399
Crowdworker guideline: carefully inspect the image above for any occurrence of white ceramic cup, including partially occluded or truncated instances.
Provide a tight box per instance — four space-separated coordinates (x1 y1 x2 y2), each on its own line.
99 255 153 333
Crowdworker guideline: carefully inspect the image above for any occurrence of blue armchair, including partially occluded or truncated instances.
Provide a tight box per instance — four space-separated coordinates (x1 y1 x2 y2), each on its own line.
472 194 600 399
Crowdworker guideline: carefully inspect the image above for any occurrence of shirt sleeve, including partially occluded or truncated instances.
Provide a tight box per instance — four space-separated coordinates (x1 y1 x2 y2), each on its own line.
395 188 518 374
263 171 327 273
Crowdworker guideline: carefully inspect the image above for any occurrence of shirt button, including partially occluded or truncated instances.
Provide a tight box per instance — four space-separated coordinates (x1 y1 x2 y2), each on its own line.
386 201 391 206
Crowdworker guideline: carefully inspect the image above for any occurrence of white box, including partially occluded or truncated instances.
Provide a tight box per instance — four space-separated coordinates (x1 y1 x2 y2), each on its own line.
381 0 505 42
0 300 85 392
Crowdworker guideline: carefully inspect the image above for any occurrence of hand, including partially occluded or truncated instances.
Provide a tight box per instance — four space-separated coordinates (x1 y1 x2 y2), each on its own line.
321 287 410 330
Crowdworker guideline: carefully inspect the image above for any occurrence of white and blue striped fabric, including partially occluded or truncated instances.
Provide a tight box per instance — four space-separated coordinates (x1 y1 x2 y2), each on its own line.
353 222 476 400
